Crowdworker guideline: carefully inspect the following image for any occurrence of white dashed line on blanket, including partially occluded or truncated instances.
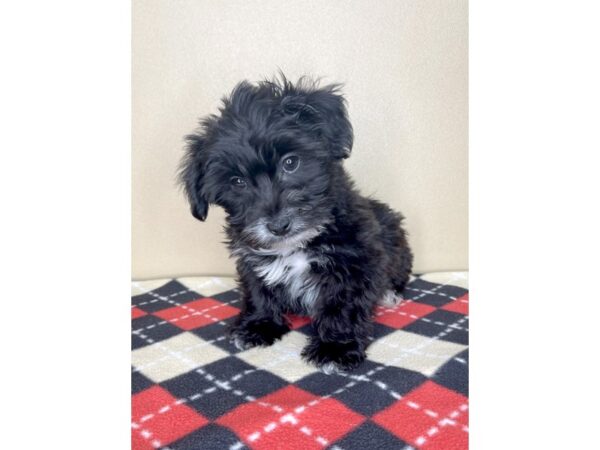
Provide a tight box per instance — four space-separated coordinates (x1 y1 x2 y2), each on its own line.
413 403 469 446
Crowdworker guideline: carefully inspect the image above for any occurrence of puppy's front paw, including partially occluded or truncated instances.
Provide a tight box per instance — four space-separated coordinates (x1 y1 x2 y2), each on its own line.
301 338 366 373
229 319 290 350
229 328 273 351
231 333 257 351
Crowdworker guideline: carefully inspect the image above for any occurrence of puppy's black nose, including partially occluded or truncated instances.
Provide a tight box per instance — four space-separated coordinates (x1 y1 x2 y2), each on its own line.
267 218 291 236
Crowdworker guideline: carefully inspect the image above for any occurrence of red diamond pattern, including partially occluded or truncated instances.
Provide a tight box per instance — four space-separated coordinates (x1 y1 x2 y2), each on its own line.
375 300 437 329
373 381 468 449
441 294 469 315
153 298 239 330
132 307 148 319
132 386 208 449
217 385 365 450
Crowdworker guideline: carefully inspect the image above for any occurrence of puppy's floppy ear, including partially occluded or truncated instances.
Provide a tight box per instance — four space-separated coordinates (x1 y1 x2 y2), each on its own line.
179 134 209 221
283 83 354 159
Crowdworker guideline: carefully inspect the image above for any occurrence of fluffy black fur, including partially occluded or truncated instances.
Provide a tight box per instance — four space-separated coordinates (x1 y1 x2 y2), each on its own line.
179 75 413 373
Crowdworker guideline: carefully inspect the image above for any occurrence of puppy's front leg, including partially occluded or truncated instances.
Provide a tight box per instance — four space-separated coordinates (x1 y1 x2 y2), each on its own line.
301 291 373 373
229 284 290 351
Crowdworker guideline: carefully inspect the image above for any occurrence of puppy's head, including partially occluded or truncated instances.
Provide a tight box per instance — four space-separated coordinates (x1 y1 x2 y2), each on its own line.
179 75 353 251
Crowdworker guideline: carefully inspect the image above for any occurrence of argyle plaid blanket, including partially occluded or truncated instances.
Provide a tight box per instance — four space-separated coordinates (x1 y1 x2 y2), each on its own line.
132 272 469 450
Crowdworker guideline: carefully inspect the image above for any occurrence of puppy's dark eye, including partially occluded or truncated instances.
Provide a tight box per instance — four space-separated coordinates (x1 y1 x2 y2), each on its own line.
230 176 247 189
282 155 300 174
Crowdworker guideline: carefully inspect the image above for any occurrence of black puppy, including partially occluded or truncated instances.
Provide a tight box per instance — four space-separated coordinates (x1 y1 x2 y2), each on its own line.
180 76 412 373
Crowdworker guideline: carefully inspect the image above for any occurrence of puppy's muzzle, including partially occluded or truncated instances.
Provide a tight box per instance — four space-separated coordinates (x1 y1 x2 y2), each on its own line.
266 217 291 236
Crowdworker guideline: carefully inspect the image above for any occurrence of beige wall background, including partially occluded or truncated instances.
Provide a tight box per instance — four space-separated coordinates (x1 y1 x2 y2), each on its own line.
132 0 468 280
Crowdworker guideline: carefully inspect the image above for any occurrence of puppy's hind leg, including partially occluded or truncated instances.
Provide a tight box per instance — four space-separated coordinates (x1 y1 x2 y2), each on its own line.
391 246 413 295
370 199 413 297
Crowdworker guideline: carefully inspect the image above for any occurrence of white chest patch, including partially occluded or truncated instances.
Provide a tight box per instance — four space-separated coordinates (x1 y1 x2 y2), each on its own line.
254 251 320 311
